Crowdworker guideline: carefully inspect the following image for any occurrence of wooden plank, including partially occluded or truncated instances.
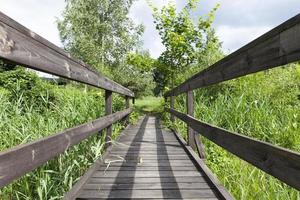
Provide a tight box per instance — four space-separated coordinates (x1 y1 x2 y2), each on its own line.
77 189 217 199
166 107 300 191
92 171 202 178
88 176 207 184
110 146 185 151
83 182 212 190
165 14 300 97
105 90 113 149
0 11 134 97
108 151 187 156
172 126 234 200
105 155 191 160
63 117 141 200
98 162 196 167
0 108 133 188
170 96 175 122
96 166 198 171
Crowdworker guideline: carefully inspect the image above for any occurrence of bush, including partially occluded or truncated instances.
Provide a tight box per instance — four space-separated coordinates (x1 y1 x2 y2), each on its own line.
0 69 56 110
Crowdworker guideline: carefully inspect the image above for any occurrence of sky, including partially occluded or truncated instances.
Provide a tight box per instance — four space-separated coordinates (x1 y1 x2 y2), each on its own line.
1 0 299 59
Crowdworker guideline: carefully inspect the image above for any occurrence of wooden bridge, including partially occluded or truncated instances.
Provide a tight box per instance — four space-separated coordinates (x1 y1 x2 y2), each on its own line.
0 11 300 200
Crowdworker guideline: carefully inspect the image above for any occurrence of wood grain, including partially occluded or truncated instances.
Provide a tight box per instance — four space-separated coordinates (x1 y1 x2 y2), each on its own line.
67 116 230 199
105 90 113 149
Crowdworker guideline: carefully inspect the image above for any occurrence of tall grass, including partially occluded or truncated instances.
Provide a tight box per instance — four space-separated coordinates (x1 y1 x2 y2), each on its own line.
0 73 138 199
134 96 164 114
163 64 300 199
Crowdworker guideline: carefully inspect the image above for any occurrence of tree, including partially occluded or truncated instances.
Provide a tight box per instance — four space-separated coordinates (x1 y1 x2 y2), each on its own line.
57 0 144 76
149 0 222 94
114 51 156 97
126 51 155 72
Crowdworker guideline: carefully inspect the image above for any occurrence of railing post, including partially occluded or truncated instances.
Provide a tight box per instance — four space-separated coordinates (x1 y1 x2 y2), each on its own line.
124 96 130 125
105 90 113 148
186 90 205 159
170 96 175 122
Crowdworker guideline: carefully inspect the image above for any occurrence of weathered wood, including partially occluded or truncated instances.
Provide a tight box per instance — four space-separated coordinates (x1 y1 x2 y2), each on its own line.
83 182 212 190
105 90 113 149
67 116 230 199
0 11 134 97
88 176 207 184
96 166 198 171
166 107 300 191
0 108 132 188
172 126 234 200
195 135 206 159
124 96 130 125
170 96 175 122
77 189 218 199
165 14 300 97
92 171 202 178
186 91 205 158
186 91 196 148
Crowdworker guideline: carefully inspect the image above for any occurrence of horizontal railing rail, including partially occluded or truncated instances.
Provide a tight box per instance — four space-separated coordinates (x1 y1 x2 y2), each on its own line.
164 13 300 192
166 108 300 190
165 14 300 97
0 108 132 188
0 11 134 189
0 11 134 97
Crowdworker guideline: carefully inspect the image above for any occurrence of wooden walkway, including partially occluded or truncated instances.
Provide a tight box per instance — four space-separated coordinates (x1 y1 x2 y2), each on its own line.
67 116 231 199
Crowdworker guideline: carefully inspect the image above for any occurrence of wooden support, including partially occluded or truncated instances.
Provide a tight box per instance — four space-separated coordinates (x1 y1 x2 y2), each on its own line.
165 107 300 191
124 96 130 125
105 90 113 148
170 96 175 122
186 91 196 148
186 91 205 159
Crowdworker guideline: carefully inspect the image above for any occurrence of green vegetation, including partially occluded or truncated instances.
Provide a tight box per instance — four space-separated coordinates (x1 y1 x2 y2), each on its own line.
57 0 154 97
1 0 300 199
0 68 138 199
150 0 222 95
163 65 300 199
134 96 164 114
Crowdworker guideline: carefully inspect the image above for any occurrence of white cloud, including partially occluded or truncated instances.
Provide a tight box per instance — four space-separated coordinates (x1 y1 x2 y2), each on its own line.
1 0 299 59
216 25 271 53
0 0 65 46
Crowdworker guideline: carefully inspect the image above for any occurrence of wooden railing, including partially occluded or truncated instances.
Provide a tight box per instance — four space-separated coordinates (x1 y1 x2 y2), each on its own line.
164 13 300 191
0 11 134 188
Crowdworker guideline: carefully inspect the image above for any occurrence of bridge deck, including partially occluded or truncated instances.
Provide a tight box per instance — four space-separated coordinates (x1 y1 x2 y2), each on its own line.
68 116 230 199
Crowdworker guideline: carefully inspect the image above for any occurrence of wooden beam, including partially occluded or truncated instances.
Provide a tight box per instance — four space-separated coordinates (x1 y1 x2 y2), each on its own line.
170 96 175 122
0 108 133 188
124 96 130 125
105 90 113 149
0 11 134 97
165 107 300 190
186 91 196 149
165 14 300 97
186 91 206 159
